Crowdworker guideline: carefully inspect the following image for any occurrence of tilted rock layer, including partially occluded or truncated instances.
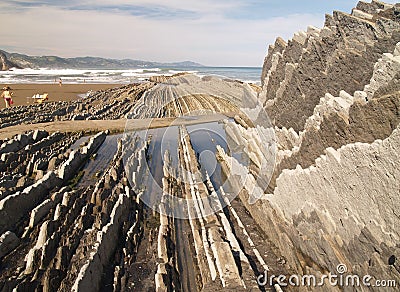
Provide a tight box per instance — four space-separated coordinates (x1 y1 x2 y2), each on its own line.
246 1 400 290
261 0 400 132
0 1 399 291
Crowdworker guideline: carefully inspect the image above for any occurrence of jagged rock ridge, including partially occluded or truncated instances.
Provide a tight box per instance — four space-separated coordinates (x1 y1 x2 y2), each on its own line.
260 0 400 132
216 1 400 291
0 1 399 291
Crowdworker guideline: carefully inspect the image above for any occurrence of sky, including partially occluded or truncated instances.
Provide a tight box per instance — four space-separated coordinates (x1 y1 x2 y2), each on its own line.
0 0 398 66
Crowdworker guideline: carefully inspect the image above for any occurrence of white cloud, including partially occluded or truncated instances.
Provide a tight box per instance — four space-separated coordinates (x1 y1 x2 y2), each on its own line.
0 5 323 66
0 0 244 17
83 0 243 14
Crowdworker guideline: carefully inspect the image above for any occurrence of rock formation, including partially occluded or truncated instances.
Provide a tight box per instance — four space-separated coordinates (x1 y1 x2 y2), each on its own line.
260 0 400 132
215 1 400 291
0 1 399 291
0 51 20 71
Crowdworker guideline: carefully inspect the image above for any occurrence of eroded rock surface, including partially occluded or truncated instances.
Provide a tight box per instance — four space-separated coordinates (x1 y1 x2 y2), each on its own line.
0 2 399 291
212 1 400 291
260 0 400 132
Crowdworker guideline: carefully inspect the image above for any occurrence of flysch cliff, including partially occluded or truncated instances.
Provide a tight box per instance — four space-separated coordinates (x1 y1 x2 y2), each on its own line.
260 0 400 132
242 0 400 290
0 1 399 291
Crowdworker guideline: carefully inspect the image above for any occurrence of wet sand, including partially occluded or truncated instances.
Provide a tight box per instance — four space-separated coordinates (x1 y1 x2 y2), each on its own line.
0 113 233 139
0 83 122 107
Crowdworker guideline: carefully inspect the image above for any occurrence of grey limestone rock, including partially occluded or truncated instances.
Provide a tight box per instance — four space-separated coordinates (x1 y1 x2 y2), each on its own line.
0 231 19 258
260 1 400 132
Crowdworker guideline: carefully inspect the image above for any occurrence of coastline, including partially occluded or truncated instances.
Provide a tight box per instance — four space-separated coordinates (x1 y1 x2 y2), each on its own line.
0 83 122 107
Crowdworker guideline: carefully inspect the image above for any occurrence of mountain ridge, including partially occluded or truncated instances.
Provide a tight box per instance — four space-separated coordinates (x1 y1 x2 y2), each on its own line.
0 49 204 70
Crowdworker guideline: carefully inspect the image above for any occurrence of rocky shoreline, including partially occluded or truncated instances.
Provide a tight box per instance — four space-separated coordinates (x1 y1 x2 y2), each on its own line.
0 1 399 291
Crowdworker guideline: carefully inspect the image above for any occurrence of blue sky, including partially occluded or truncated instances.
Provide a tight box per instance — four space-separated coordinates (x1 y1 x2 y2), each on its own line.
0 0 398 66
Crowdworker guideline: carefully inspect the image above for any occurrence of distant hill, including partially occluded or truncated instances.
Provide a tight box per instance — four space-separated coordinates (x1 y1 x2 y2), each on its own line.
0 50 204 70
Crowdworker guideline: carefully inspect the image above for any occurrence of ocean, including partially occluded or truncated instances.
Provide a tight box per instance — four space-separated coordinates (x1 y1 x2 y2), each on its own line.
0 67 262 85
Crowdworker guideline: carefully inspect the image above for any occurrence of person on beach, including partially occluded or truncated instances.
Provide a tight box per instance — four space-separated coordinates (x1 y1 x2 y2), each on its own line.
1 86 13 108
59 78 62 87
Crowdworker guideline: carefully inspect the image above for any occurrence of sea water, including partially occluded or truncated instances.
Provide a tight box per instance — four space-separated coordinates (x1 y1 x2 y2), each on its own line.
0 66 262 85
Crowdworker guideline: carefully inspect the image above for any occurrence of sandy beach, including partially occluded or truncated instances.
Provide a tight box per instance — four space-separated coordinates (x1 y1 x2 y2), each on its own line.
0 83 122 107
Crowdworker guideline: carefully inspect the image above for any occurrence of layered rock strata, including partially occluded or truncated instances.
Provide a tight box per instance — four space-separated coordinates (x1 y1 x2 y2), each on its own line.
0 133 154 291
0 75 246 130
213 2 400 291
260 0 400 132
